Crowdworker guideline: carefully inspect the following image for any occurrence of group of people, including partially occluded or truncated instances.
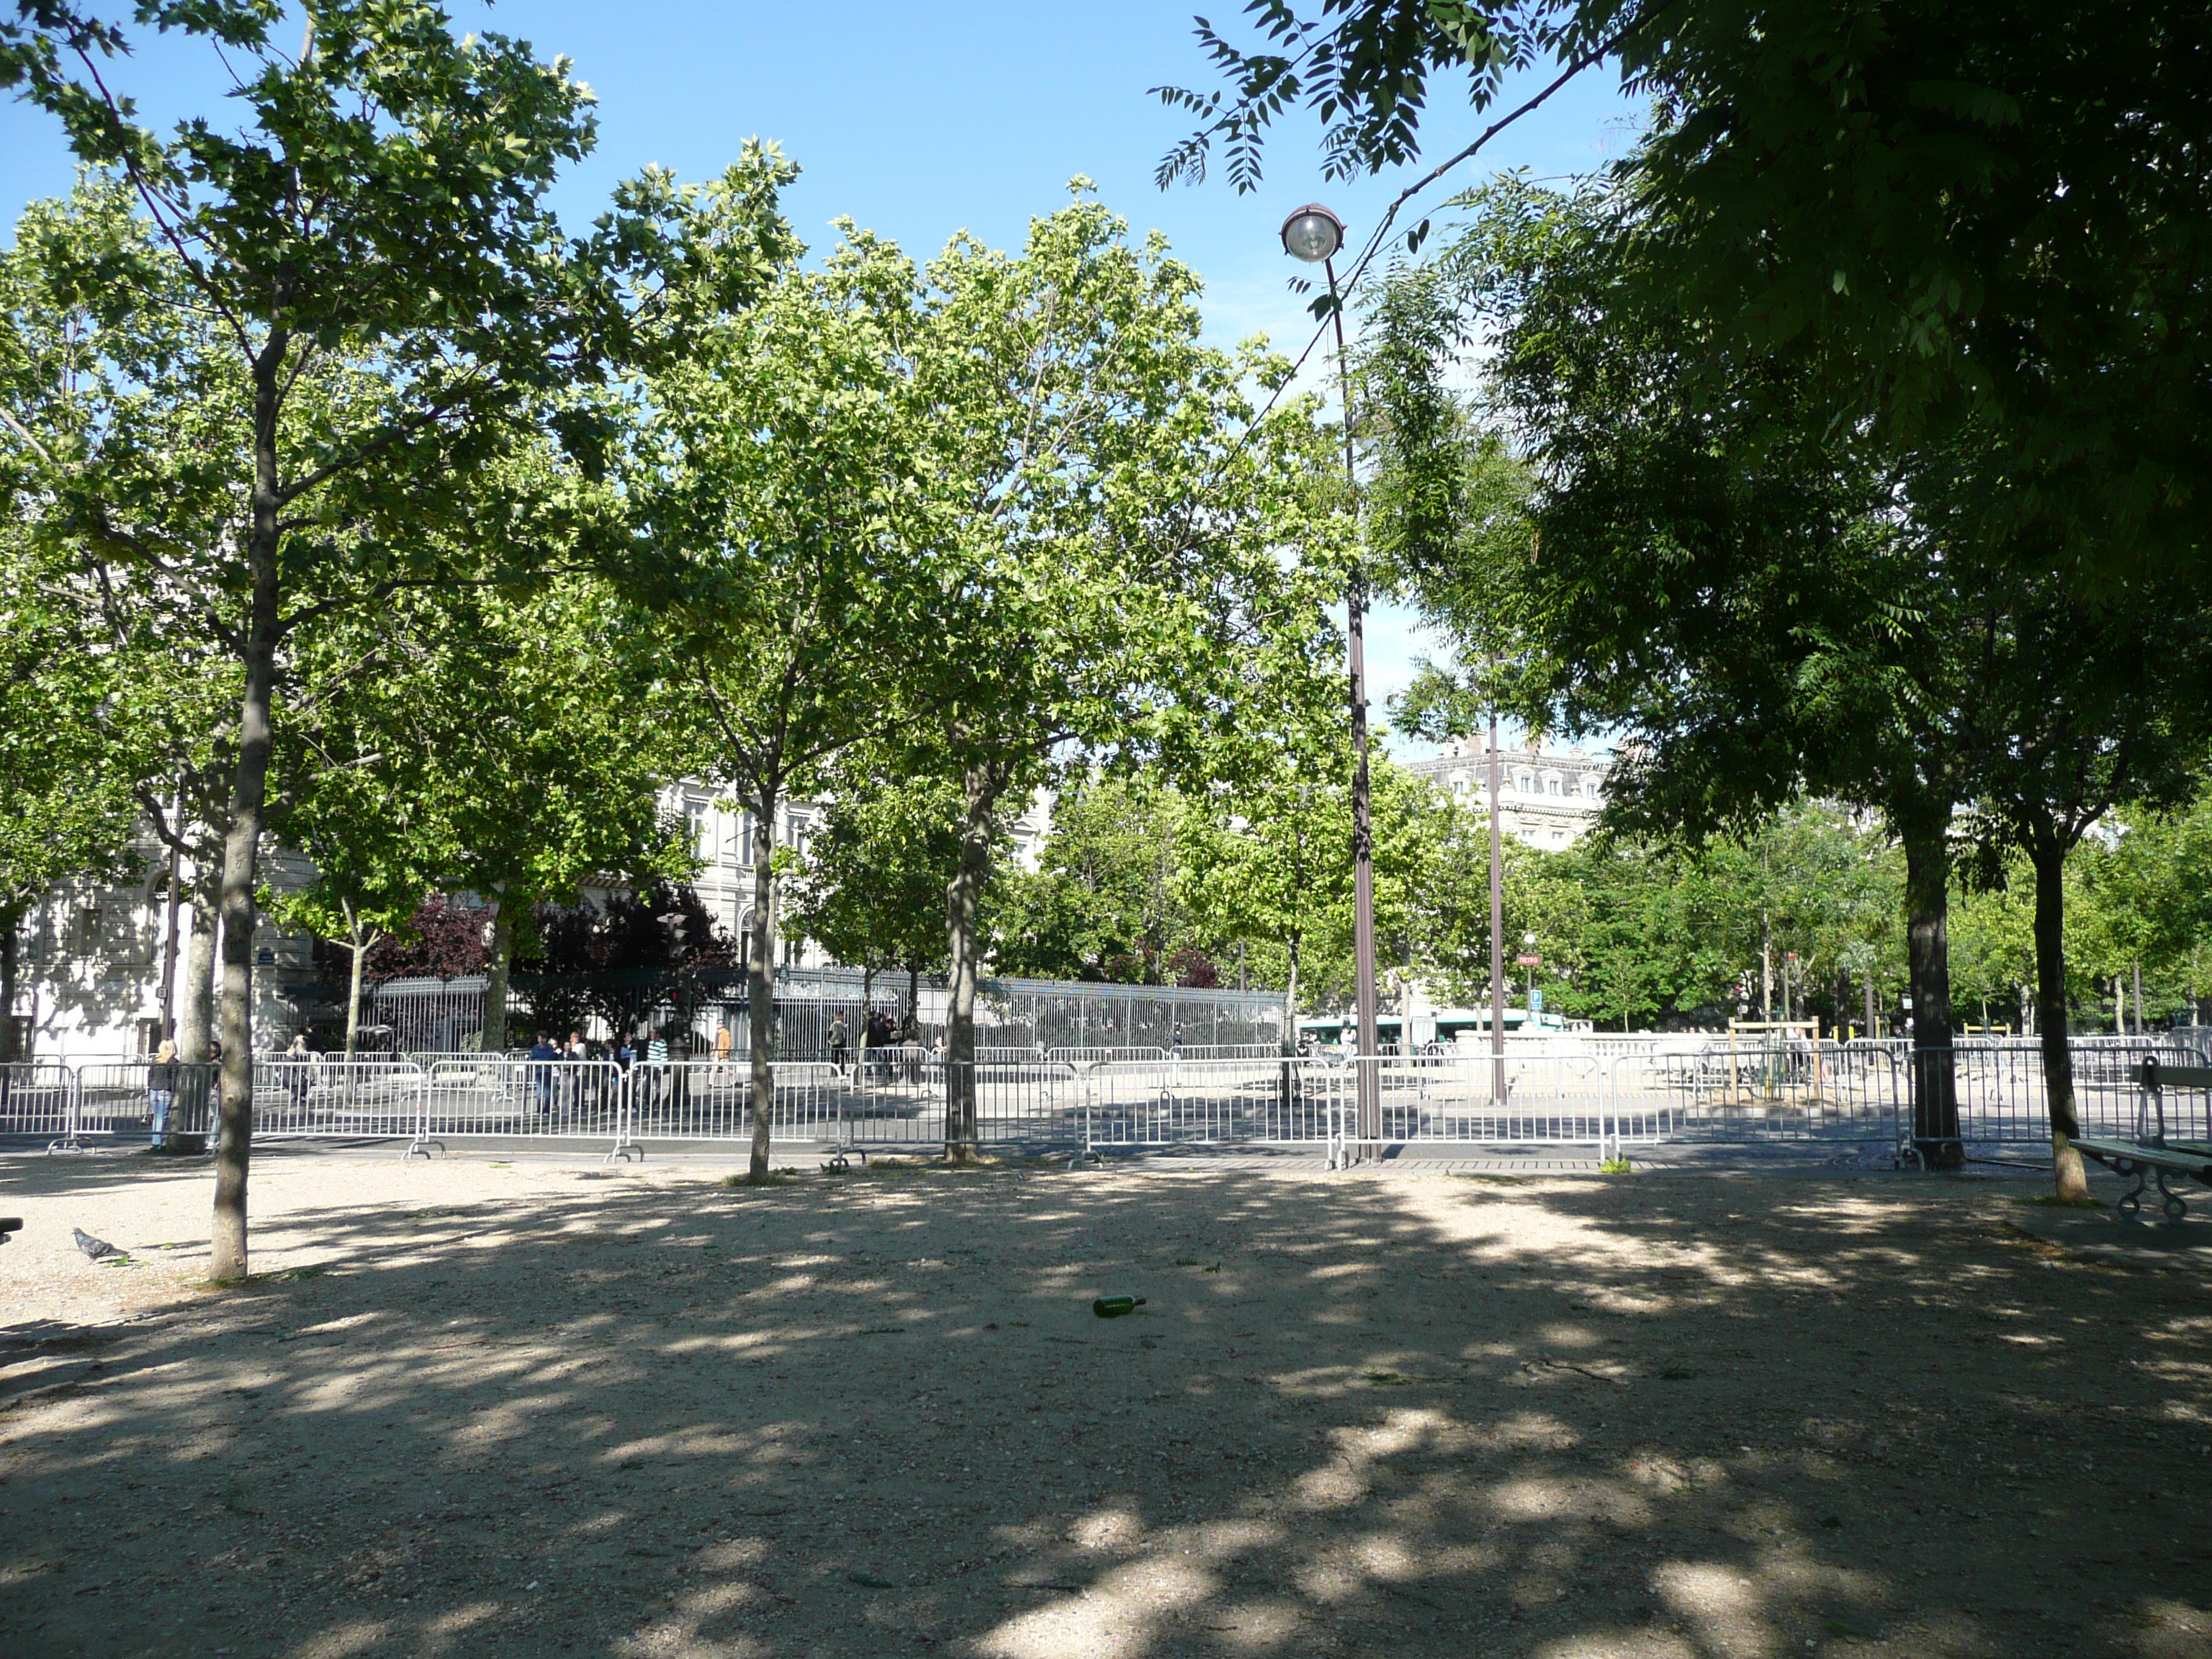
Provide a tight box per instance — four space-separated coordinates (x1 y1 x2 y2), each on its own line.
822 1009 943 1083
523 1028 687 1115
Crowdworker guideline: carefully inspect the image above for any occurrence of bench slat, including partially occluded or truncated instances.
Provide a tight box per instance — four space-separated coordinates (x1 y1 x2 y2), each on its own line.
2073 1137 2212 1179
2129 1063 2212 1089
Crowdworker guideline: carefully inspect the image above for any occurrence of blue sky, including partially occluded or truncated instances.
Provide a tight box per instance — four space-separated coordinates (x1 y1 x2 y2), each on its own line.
0 1 1643 753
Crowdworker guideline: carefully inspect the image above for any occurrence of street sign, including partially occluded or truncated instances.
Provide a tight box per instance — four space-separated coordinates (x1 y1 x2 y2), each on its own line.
1515 953 1542 967
1529 989 1545 1012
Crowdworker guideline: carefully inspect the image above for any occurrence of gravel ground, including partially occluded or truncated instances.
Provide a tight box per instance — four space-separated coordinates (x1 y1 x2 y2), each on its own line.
2 1146 2210 1659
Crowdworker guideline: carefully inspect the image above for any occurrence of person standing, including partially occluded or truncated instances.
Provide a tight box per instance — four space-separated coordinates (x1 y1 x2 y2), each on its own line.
147 1039 179 1150
897 1013 921 1084
827 1015 850 1076
528 1033 559 1121
204 1035 223 1156
564 1031 588 1113
284 1031 313 1120
714 1020 734 1076
643 1027 669 1115
612 1030 637 1116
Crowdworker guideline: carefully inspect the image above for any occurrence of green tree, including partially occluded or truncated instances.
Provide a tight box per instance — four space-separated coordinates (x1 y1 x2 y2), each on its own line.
377 580 698 1052
2074 802 2212 1025
896 189 1321 1159
1382 174 2212 1190
0 535 138 1058
1376 174 1987 1154
1952 566 2212 1190
997 778 1192 984
9 0 608 1277
1175 546 1363 1035
783 763 974 1027
1291 755 1449 1016
624 195 945 1181
259 815 432 1061
1161 1 2212 586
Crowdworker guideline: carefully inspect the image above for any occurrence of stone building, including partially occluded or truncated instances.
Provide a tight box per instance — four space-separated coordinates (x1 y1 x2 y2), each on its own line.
1404 737 1609 848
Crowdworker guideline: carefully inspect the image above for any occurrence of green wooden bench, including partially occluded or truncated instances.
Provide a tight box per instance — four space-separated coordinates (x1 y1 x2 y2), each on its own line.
2072 1061 2212 1220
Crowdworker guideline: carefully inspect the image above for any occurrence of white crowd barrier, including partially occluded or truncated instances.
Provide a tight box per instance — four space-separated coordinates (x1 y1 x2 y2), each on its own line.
4 1041 2200 1165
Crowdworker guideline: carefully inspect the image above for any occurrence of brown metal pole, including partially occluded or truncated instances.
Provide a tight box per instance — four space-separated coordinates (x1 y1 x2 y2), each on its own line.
1326 257 1382 1151
1488 714 1506 1100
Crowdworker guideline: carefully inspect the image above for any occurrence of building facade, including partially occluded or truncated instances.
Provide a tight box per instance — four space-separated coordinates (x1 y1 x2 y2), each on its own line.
1405 737 1610 848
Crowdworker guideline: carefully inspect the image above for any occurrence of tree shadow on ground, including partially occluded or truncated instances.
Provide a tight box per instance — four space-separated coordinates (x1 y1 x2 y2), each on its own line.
2 1160 2208 1659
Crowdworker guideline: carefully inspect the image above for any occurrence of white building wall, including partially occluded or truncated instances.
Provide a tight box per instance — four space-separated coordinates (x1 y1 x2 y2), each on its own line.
1407 738 1611 850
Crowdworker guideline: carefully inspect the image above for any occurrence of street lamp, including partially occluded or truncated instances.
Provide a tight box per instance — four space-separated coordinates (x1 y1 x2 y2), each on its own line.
1281 202 1379 1148
1280 204 1345 264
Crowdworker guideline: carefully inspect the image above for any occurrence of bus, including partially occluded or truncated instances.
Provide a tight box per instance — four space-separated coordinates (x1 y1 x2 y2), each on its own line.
1295 1006 1581 1052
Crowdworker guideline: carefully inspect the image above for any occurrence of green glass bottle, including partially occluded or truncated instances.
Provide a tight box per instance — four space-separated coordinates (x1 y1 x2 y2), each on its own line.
1092 1295 1147 1318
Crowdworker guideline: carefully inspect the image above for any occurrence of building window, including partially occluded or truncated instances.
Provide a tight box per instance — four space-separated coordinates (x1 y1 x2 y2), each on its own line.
1546 775 1563 796
1515 771 1532 793
684 796 711 860
1582 779 1599 799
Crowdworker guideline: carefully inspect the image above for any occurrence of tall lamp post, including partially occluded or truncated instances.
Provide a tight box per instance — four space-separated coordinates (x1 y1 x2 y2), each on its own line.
1488 712 1506 1099
1281 203 1380 1148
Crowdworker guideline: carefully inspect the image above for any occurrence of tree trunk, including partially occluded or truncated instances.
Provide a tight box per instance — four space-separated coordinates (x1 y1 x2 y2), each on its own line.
1282 933 1300 1055
0 904 22 1064
344 922 367 1061
943 763 1004 1165
210 338 289 1281
1897 803 1963 1169
158 830 182 1040
180 885 217 1063
860 961 874 1069
1863 973 1876 1042
745 788 779 1180
2028 842 2090 1198
1761 912 1771 1021
481 901 513 1053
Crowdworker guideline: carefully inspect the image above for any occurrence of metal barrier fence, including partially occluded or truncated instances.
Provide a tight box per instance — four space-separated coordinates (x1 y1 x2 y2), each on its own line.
0 1063 84 1147
5 1040 2206 1164
253 1059 434 1146
74 1061 220 1152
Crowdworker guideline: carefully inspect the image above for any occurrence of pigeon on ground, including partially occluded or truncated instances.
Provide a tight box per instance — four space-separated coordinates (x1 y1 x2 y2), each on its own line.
73 1228 120 1261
